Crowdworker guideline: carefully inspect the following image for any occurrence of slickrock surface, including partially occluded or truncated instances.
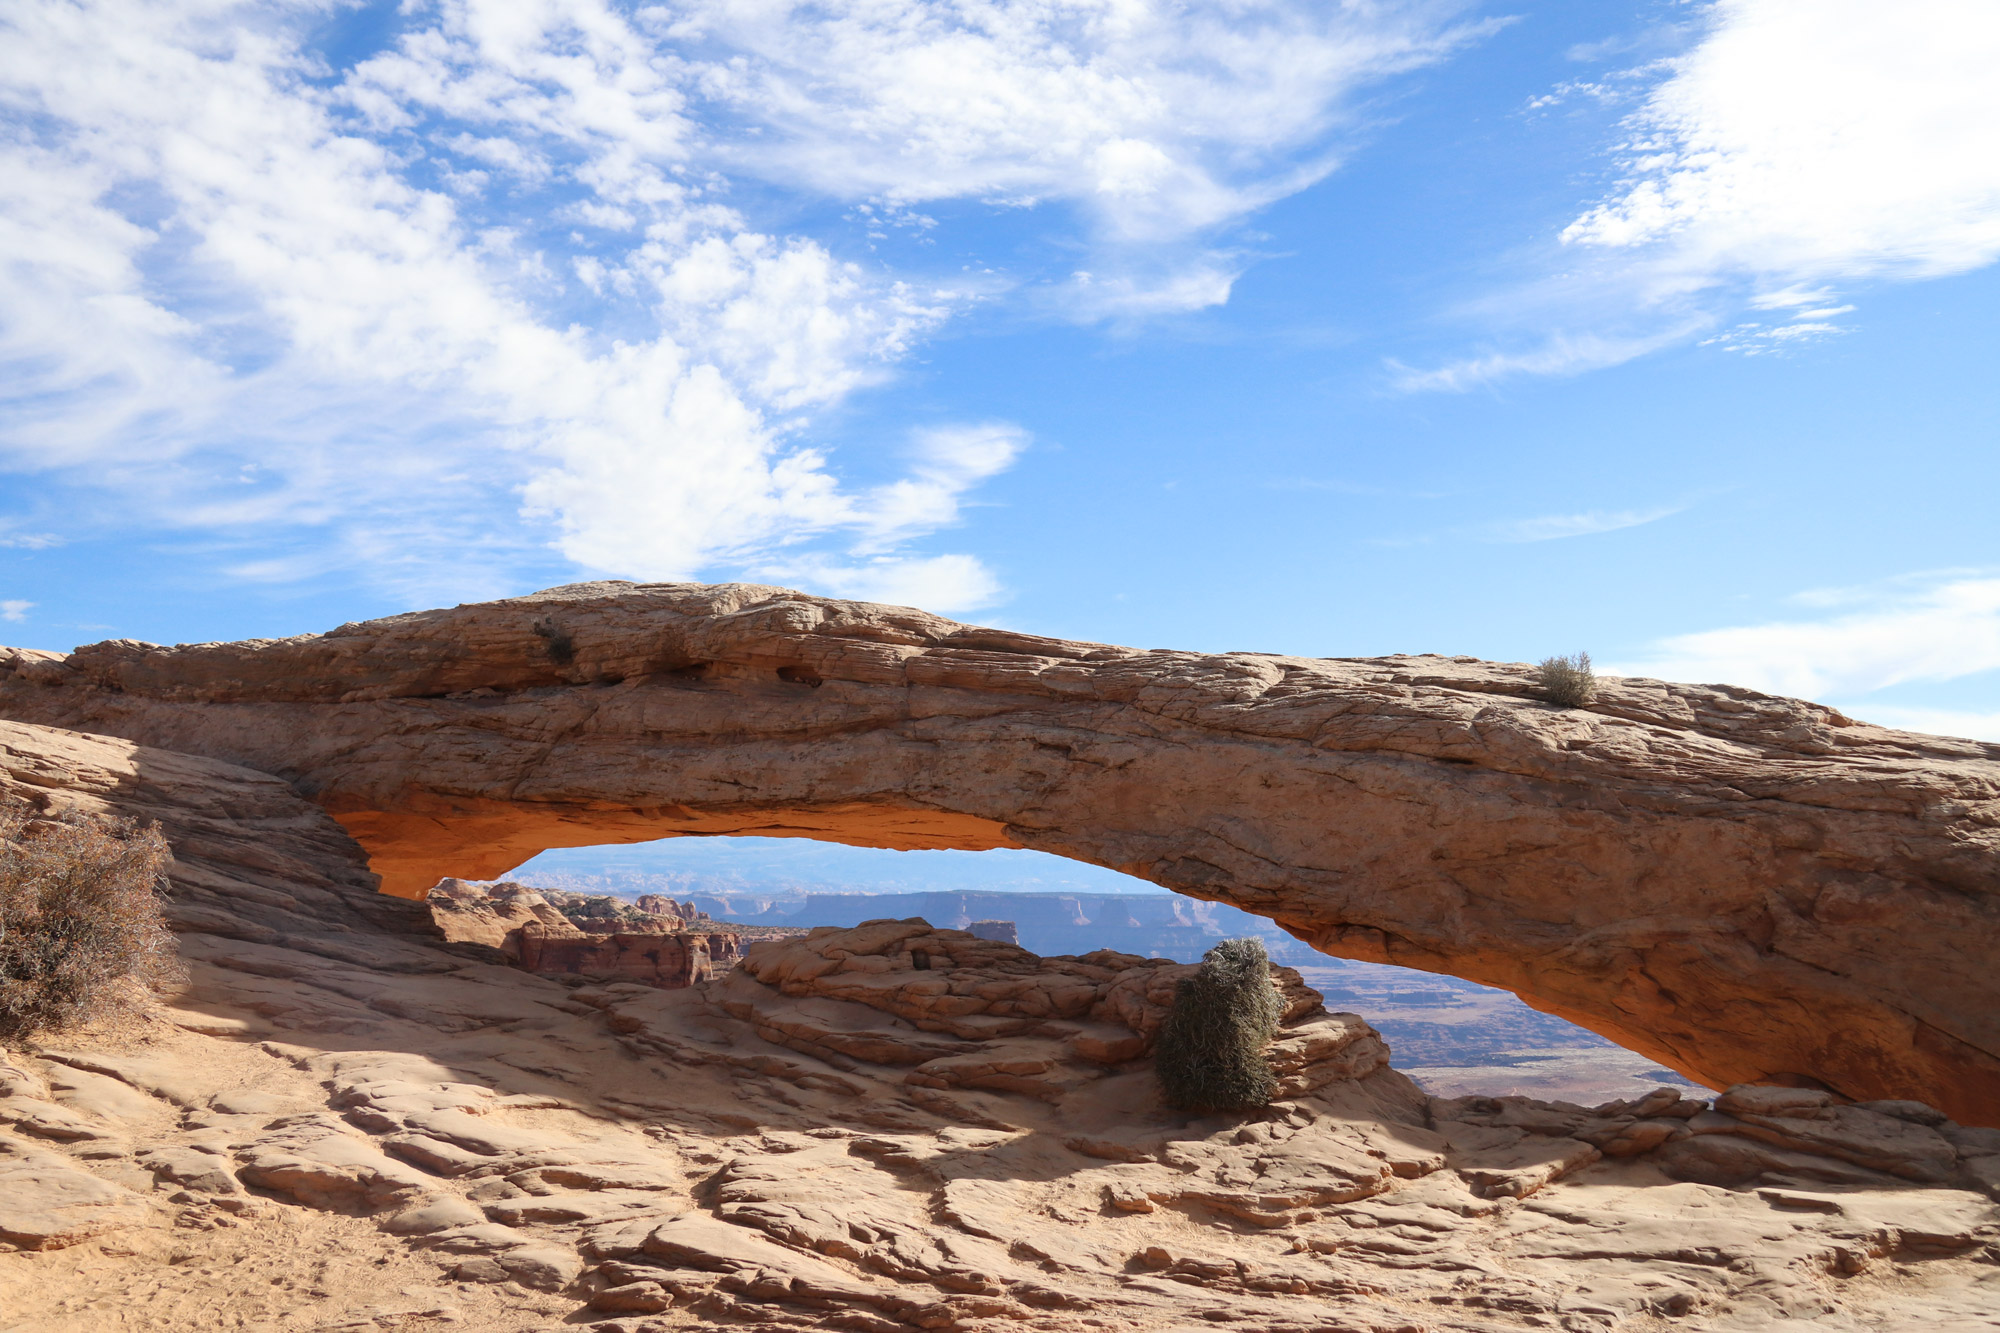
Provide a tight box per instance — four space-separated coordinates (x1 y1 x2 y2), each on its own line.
4 581 1998 1117
3 717 2000 1330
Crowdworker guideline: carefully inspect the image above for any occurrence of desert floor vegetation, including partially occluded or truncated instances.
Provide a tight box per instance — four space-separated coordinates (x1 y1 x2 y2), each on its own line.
1154 936 1284 1112
0 810 182 1041
1536 651 1597 708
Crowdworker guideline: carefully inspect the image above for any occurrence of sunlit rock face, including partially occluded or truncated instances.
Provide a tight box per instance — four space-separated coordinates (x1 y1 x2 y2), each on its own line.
427 878 584 953
2 581 1998 1122
1 716 1998 1331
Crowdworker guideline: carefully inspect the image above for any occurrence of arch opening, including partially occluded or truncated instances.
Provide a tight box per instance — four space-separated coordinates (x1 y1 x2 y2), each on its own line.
444 832 1710 1107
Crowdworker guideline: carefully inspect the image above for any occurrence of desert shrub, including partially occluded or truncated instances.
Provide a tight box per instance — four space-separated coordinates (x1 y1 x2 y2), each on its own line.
1155 937 1283 1112
1537 651 1596 708
0 810 180 1040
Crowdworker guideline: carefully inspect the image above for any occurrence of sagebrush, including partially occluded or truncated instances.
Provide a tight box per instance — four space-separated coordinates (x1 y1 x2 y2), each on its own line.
1154 937 1282 1112
1537 651 1596 708
0 810 180 1040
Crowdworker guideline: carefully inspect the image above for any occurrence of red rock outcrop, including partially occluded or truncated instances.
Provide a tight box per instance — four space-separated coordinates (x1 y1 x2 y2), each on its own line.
516 923 739 988
427 878 583 952
2 582 1997 1121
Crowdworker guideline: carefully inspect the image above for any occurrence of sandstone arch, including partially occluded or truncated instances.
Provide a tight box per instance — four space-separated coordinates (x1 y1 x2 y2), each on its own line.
2 581 1997 1124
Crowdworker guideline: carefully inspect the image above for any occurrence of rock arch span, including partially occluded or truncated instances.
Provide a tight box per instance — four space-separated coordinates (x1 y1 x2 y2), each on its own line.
2 582 1996 1124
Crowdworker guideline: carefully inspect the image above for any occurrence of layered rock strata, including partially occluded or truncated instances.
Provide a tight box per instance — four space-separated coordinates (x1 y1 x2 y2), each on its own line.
426 877 771 988
516 923 741 988
2 715 1999 1330
427 877 583 951
3 582 1997 1118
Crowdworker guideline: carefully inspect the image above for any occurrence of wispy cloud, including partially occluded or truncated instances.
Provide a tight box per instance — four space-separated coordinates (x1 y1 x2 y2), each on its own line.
0 0 1493 605
1842 706 2000 744
1412 0 2000 389
1481 504 1685 543
1609 571 2000 700
752 553 1005 615
1389 323 1705 392
0 600 31 623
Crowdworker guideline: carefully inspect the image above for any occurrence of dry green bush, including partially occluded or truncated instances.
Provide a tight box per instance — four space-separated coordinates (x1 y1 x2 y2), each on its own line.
0 809 181 1040
1537 651 1597 708
1155 937 1282 1112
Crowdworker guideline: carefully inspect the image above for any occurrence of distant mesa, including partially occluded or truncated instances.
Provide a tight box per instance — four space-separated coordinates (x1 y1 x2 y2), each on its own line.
2 580 1996 1122
673 887 1302 963
966 918 1019 945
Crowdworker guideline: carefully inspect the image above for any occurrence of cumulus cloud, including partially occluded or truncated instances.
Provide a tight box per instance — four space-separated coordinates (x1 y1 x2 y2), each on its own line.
1609 572 2000 700
1565 0 2000 284
1 0 1484 605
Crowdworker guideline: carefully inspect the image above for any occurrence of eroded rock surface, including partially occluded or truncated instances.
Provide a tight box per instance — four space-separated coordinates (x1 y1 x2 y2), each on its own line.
3 716 1999 1331
4 582 1998 1117
428 877 583 951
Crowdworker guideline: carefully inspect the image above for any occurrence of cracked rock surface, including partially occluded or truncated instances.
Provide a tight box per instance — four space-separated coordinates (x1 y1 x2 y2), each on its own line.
2 718 1998 1331
3 581 1998 1117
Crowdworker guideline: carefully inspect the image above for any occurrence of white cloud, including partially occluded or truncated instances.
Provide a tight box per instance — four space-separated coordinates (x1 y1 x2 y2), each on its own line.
848 423 1028 555
1843 706 2000 745
754 553 1005 616
0 600 30 623
659 0 1489 249
1482 504 1684 543
1409 0 2000 390
1565 0 2000 284
1 0 1487 607
1389 322 1705 392
1609 572 2000 700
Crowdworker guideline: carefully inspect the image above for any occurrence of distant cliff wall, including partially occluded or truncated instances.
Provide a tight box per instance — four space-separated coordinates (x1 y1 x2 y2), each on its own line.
685 890 1334 965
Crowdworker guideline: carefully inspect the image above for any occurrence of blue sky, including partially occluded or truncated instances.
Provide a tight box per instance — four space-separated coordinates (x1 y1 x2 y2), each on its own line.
3 0 1999 746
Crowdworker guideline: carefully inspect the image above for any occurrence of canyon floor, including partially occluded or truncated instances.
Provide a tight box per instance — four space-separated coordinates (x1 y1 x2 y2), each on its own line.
1294 964 1708 1107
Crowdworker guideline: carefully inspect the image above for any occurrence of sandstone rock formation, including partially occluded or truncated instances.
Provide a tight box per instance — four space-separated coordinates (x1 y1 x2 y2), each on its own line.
2 582 1998 1122
4 714 2000 1330
517 922 742 988
427 877 583 951
426 877 782 989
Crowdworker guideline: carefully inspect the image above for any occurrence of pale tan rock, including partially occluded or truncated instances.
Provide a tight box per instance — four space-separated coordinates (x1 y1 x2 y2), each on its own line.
235 1113 434 1212
0 1133 153 1249
137 1144 240 1194
380 1195 484 1234
0 1095 113 1142
1706 1102 1960 1183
